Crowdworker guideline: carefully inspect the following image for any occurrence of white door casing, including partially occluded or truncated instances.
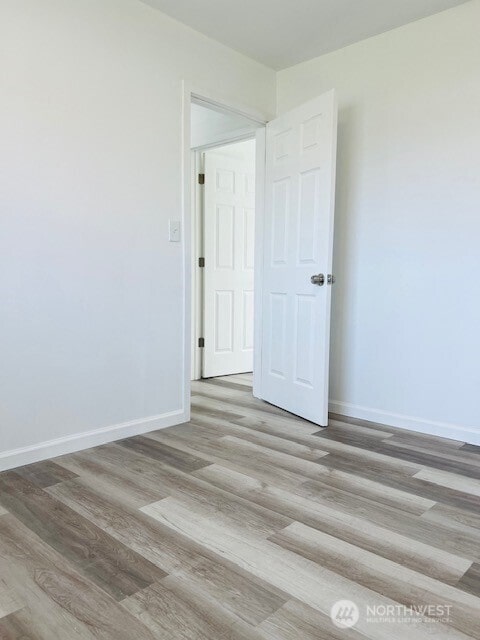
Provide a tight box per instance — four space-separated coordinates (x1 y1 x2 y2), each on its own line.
259 90 338 425
203 151 255 377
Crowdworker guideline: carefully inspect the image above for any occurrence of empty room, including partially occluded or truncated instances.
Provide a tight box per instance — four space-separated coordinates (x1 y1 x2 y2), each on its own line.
1 0 479 638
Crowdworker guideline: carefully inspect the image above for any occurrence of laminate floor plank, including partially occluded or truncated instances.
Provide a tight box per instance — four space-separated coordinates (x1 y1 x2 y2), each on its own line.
327 412 408 435
46 480 221 575
13 460 78 488
456 563 480 598
313 428 395 450
0 473 167 601
0 514 156 640
195 456 436 518
216 374 253 388
315 454 480 513
55 449 169 509
314 432 480 479
460 443 480 455
216 435 329 475
413 468 480 496
190 396 306 434
269 521 479 637
178 418 327 461
0 609 44 640
258 599 369 640
306 436 424 476
309 451 418 486
385 439 480 465
189 396 245 422
300 479 480 562
231 413 323 438
382 431 465 452
57 443 291 539
118 436 211 473
156 575 276 640
194 464 470 583
324 418 395 439
191 391 310 426
379 444 480 479
48 474 291 617
141 496 470 640
121 578 237 640
170 556 287 626
420 502 480 533
1 375 478 639
203 378 254 393
144 430 313 489
0 578 23 620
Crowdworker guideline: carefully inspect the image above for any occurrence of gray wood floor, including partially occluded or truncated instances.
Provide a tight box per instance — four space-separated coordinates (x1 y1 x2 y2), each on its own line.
1 375 479 639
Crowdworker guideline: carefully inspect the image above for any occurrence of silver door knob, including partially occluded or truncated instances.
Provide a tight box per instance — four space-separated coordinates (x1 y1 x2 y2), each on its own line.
310 274 325 286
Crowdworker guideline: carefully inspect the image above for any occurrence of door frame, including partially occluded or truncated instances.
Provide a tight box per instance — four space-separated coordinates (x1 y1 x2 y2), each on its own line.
191 148 204 382
182 82 268 417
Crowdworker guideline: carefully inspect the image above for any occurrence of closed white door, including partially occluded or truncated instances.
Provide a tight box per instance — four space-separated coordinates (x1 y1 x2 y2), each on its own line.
203 151 255 378
259 90 338 425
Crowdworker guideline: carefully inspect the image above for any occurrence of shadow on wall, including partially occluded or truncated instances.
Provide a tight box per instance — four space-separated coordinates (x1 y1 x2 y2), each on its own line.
330 104 358 401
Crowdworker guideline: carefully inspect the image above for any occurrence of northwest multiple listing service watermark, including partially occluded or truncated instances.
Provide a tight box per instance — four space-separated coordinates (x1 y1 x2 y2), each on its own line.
330 600 453 629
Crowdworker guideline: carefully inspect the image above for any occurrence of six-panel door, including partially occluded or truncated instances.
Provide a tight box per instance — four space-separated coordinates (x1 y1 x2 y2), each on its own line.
260 91 338 425
203 151 255 378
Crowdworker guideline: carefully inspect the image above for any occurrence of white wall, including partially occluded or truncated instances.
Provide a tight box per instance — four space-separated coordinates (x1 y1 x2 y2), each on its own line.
191 103 260 149
2 0 478 464
209 139 257 163
0 0 275 469
277 1 480 443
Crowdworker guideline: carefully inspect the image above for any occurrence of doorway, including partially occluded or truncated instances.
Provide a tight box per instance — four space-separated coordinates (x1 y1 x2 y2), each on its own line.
189 97 262 382
184 88 338 427
201 140 256 379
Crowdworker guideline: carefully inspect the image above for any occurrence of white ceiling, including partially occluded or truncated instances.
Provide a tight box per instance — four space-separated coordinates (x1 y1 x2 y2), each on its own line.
139 0 467 70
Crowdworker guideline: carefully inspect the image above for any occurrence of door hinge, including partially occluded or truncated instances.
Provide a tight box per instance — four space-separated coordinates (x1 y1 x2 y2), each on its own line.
198 173 205 185
198 257 205 268
198 337 205 348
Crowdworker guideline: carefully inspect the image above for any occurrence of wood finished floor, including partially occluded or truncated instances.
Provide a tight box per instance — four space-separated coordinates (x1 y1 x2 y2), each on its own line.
1 375 480 639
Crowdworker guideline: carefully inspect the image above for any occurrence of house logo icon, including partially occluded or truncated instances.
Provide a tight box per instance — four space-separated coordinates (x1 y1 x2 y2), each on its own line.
330 600 360 628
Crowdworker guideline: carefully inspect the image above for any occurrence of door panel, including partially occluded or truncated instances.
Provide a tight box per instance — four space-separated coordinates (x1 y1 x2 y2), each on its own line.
259 90 338 425
203 151 255 378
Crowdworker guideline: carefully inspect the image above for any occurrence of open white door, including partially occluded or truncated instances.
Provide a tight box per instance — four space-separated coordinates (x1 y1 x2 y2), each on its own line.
259 90 338 426
203 151 255 378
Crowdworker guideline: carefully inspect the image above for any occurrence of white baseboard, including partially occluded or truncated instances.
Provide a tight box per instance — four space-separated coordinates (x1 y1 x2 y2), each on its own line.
0 409 188 472
3 400 477 473
329 400 480 446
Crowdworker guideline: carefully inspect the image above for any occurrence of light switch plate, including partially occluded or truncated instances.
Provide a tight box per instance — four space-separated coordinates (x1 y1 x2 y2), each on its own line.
169 220 181 242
